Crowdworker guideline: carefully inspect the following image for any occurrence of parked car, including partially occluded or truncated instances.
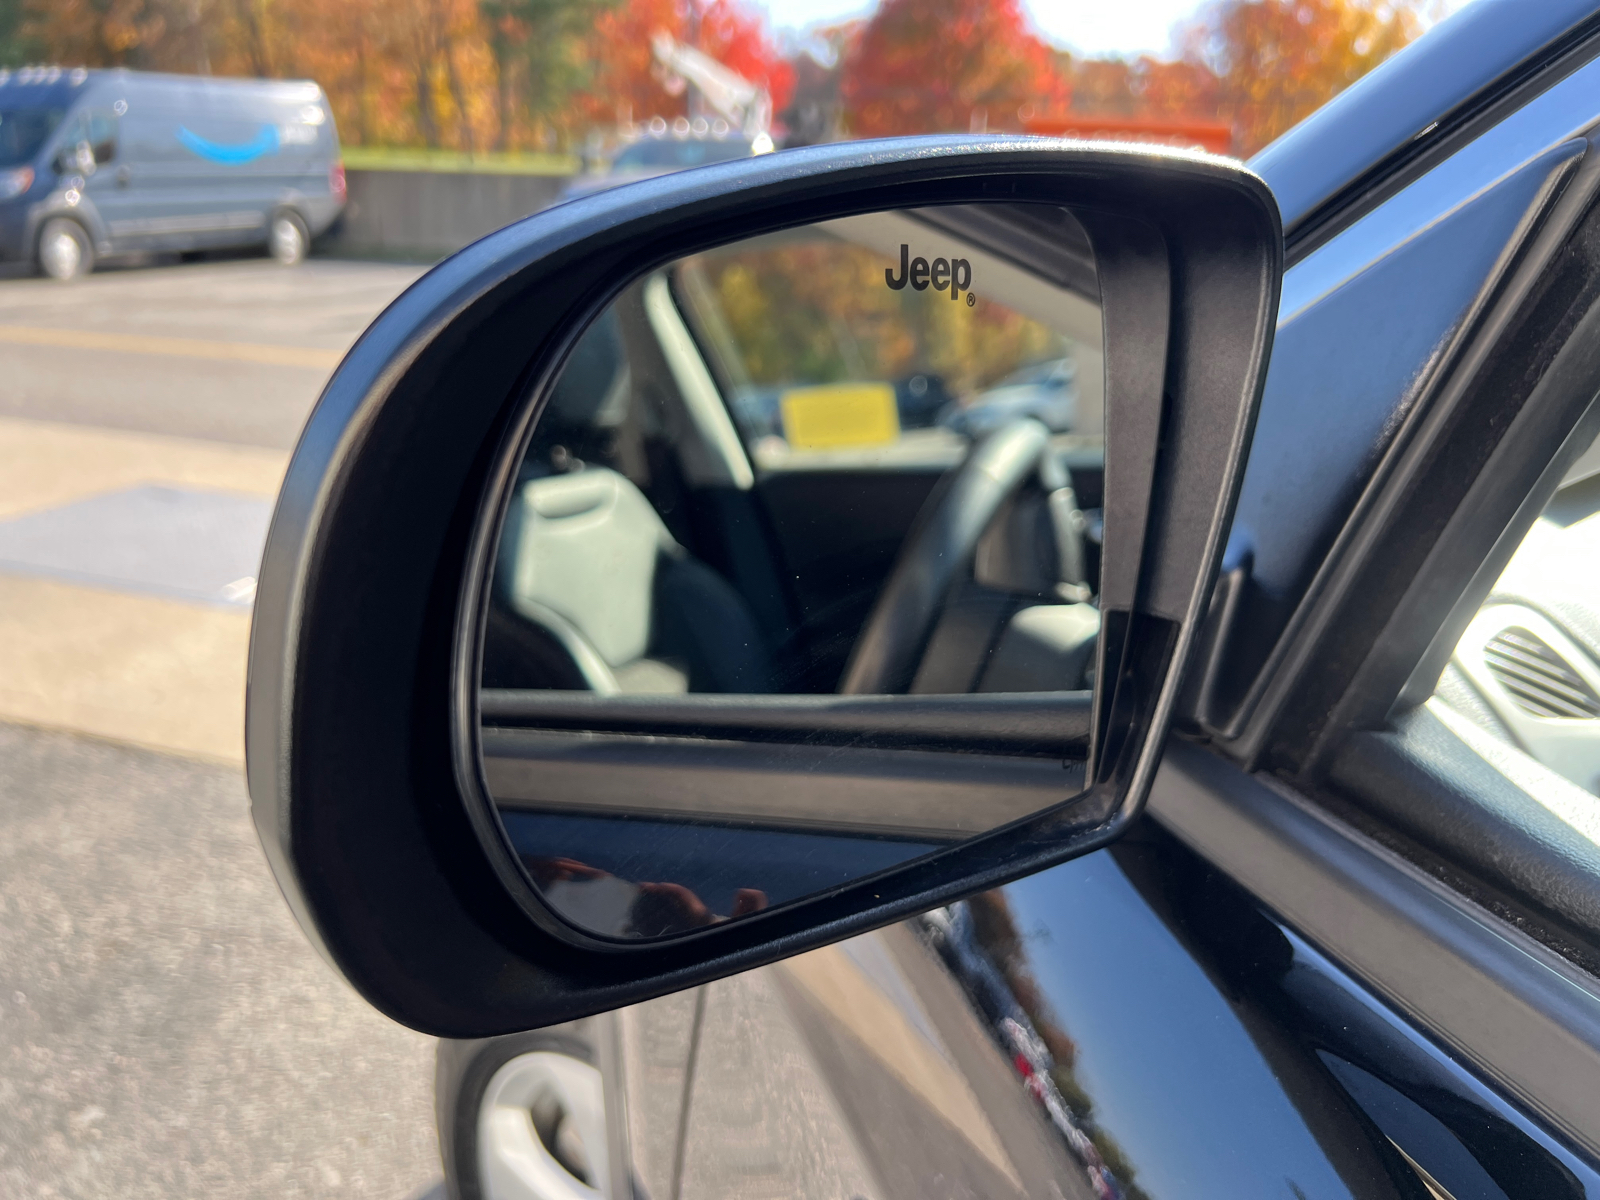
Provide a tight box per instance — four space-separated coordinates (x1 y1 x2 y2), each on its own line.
942 356 1078 437
0 66 345 281
560 124 757 202
248 4 1600 1200
731 372 956 445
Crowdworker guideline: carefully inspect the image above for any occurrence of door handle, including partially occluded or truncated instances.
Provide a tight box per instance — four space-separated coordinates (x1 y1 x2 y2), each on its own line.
115 166 131 188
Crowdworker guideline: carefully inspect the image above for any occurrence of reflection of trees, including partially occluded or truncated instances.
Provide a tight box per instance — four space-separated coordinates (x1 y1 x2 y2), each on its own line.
938 891 1152 1200
685 239 1068 401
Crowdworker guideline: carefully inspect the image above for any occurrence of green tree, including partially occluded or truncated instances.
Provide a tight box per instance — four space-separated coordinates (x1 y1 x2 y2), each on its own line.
0 0 44 66
479 0 611 151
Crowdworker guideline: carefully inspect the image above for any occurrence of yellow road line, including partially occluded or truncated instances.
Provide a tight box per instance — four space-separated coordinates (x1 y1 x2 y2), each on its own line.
0 324 344 370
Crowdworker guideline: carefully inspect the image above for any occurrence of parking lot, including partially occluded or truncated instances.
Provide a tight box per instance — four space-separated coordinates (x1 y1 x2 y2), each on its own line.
0 256 445 1198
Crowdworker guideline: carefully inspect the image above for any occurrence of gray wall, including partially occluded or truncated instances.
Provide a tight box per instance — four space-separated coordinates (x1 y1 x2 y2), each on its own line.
326 169 573 260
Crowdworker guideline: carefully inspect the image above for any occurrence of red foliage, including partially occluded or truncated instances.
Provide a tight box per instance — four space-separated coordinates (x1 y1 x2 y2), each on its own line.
581 0 683 125
840 0 1069 138
580 0 791 127
698 0 794 115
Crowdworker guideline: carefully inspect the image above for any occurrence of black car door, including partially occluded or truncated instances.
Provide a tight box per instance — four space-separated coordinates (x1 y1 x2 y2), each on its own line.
602 13 1600 1200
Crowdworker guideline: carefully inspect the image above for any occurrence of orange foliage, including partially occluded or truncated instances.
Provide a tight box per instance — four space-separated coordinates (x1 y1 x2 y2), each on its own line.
16 0 790 152
578 0 793 129
1184 0 1424 154
580 0 681 128
13 0 1428 158
1054 0 1427 157
21 0 176 68
698 0 793 116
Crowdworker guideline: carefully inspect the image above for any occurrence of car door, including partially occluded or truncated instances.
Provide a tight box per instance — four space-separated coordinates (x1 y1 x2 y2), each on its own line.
49 104 125 248
591 11 1600 1200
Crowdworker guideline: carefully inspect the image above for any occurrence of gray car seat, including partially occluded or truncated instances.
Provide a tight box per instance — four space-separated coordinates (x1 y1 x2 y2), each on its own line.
493 466 772 694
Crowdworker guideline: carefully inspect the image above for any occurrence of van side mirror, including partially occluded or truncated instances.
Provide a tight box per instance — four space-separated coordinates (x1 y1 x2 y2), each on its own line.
245 137 1281 1035
56 140 96 176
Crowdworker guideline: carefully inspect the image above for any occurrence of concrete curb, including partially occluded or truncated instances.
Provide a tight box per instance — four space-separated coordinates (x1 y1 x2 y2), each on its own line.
323 169 573 261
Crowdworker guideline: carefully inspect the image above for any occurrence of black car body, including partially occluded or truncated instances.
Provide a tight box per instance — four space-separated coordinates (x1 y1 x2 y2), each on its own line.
431 4 1600 1198
224 2 1600 1197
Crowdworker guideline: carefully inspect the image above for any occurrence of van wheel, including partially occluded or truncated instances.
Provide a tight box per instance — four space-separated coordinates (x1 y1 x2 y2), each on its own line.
268 210 310 266
436 1030 610 1200
37 218 93 281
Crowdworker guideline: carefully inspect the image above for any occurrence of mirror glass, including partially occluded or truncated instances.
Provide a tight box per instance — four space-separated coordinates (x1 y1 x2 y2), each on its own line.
478 204 1106 939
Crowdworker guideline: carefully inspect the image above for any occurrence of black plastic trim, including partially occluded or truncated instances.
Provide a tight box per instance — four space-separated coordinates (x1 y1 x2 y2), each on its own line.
480 688 1092 755
1213 136 1600 769
1329 707 1600 972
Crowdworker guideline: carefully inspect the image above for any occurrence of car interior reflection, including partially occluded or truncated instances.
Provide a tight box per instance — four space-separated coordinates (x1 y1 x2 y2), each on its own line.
481 204 1108 939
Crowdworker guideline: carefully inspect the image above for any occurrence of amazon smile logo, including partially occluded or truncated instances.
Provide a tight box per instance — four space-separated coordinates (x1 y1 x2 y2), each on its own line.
176 121 316 165
885 244 974 305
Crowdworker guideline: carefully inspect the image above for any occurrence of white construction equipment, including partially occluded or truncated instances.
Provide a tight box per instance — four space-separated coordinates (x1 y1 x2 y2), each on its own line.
650 32 774 149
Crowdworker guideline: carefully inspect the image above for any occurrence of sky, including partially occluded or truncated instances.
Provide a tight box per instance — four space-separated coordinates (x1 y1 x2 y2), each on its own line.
760 0 1475 59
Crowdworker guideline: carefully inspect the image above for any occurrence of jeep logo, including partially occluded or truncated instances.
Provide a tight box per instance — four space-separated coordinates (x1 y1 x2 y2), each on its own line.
885 244 974 305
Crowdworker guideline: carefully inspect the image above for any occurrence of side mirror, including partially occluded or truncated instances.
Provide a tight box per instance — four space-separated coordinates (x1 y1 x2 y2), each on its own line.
246 137 1280 1035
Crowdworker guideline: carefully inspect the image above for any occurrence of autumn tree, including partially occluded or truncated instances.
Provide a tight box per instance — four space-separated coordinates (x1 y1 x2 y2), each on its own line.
480 0 615 151
840 0 1067 137
18 0 174 67
575 0 791 133
1053 55 1135 116
1179 0 1425 153
694 0 793 116
1044 1 1426 156
0 0 40 66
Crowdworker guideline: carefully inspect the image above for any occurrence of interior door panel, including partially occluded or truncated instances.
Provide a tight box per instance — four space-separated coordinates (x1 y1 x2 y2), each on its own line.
753 468 946 691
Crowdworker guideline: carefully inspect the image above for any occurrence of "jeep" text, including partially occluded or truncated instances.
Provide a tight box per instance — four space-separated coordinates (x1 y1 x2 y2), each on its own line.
885 244 972 301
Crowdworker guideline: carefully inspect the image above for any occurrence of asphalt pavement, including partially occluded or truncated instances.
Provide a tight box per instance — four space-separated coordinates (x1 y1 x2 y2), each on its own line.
0 254 444 1198
0 256 419 448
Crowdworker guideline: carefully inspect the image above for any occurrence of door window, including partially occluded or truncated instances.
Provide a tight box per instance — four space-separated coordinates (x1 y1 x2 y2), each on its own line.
672 210 1103 472
1431 433 1600 797
0 106 65 167
57 109 118 167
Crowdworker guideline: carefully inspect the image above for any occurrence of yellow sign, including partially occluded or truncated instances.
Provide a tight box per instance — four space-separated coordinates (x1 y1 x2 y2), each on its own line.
779 383 900 451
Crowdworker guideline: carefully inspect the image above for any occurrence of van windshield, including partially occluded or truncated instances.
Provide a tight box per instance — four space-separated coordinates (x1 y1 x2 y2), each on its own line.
0 108 66 168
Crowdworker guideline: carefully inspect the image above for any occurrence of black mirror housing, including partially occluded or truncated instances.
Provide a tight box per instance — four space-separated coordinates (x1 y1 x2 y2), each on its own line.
246 136 1281 1035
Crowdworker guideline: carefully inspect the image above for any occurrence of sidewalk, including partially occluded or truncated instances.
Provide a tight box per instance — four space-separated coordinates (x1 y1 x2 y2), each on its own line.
0 416 289 764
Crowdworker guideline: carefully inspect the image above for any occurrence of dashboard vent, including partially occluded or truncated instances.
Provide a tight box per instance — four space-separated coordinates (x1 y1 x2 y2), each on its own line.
1483 627 1600 719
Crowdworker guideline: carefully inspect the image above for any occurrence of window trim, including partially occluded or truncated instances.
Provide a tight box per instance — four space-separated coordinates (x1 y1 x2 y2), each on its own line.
1208 132 1600 771
1153 738 1600 1164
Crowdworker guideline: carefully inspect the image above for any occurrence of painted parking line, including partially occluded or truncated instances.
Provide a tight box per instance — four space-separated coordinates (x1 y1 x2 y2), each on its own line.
0 324 343 370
